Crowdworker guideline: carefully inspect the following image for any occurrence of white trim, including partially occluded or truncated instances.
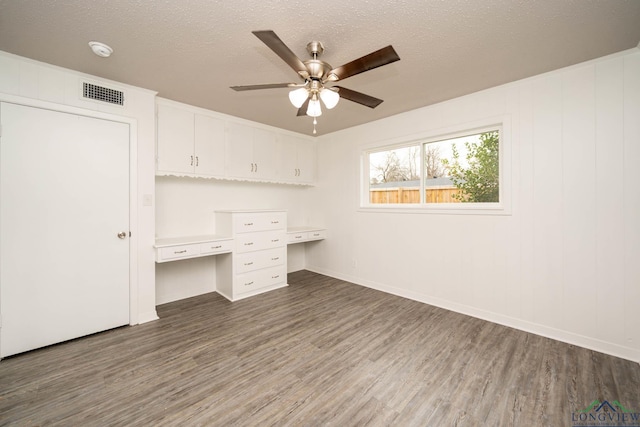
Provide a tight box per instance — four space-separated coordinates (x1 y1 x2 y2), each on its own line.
305 266 640 363
0 93 142 326
359 115 512 215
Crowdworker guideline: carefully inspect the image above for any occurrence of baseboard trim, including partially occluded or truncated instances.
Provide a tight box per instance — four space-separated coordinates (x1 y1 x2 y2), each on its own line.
305 266 640 364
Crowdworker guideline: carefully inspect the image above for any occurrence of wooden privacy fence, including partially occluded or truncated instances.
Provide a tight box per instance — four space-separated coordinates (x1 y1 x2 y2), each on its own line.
370 186 461 204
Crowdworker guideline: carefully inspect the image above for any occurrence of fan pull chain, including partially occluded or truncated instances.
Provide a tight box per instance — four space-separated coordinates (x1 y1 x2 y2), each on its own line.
313 117 317 134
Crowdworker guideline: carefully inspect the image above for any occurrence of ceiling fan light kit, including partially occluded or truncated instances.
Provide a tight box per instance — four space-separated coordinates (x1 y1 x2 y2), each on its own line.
231 30 400 134
289 87 309 108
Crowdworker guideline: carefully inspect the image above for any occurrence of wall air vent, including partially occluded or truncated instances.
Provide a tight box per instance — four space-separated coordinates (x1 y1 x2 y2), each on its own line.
82 82 124 106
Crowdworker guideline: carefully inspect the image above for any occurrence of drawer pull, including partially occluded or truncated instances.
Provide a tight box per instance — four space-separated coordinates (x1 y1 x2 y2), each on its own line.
211 245 222 249
272 275 280 279
295 235 303 239
244 242 254 246
244 222 254 226
244 262 254 266
271 220 279 224
244 281 254 286
174 250 187 254
271 239 279 243
271 257 279 261
313 233 320 237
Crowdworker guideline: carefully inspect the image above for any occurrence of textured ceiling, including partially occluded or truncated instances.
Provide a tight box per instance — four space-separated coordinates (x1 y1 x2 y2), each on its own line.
1 0 640 136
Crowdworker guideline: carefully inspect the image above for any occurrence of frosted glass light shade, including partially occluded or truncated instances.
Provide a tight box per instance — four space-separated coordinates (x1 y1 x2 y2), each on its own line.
289 88 309 108
306 98 322 117
320 88 339 109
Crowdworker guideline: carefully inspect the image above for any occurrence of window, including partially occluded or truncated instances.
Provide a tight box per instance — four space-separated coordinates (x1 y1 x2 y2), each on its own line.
362 122 507 213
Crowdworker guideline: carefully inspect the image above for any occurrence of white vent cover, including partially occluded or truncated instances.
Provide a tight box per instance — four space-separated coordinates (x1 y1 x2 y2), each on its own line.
82 82 124 106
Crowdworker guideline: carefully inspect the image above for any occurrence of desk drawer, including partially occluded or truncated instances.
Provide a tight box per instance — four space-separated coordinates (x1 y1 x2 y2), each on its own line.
159 244 200 261
199 239 233 255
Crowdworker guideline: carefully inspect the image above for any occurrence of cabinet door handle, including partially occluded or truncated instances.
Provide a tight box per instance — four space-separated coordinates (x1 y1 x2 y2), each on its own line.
255 163 258 172
190 155 194 166
195 156 199 166
250 163 254 172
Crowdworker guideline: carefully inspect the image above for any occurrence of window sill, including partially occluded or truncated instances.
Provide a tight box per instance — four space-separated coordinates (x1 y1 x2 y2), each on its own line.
358 203 511 216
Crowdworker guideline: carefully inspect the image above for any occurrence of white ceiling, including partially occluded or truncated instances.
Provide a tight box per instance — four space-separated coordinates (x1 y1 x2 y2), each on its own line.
1 0 639 136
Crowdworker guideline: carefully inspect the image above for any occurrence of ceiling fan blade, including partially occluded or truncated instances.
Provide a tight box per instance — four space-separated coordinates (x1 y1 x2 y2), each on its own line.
297 97 310 116
328 45 400 81
334 86 384 108
252 30 309 77
230 83 295 91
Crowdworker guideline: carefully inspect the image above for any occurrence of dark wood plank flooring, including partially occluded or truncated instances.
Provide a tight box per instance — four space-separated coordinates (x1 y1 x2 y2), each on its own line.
1 271 639 426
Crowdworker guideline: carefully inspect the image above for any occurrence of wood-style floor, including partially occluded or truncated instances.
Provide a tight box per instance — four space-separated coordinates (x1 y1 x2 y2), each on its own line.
1 271 639 426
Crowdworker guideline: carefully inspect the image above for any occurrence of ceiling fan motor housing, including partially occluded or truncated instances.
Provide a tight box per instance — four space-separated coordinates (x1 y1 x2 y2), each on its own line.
304 59 332 81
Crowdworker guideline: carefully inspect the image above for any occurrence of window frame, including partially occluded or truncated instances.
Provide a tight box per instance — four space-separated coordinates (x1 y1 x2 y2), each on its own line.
359 116 511 215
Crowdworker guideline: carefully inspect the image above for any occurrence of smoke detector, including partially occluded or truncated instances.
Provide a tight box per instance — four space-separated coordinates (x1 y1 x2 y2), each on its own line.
89 41 113 58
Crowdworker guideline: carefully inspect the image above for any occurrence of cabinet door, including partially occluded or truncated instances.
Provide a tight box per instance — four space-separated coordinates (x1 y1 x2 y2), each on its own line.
194 114 225 177
296 138 316 184
279 134 299 183
226 122 254 178
157 103 194 174
252 128 278 180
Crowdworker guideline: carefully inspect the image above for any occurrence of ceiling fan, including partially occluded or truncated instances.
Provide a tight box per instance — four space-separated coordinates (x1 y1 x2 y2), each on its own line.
231 30 400 133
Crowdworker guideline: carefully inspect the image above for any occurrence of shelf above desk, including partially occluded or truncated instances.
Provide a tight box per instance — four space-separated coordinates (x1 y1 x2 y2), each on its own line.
155 235 233 263
287 227 326 244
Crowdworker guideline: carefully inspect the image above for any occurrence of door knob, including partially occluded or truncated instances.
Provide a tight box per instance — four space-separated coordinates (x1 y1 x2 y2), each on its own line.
117 231 127 239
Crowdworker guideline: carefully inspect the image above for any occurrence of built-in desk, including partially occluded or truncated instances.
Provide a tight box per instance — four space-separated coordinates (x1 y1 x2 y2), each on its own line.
287 226 326 244
154 235 233 263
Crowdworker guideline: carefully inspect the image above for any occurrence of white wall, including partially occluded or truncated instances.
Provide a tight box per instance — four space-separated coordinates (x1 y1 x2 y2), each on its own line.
308 48 640 362
155 177 313 304
0 51 159 324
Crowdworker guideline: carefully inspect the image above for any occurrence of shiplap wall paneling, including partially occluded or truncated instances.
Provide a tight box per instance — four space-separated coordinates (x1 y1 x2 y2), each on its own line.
594 57 626 345
561 65 597 336
531 73 565 330
516 82 536 323
623 53 640 351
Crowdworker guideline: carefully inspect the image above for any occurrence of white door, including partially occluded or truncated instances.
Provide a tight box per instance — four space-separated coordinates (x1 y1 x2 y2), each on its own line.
0 102 130 358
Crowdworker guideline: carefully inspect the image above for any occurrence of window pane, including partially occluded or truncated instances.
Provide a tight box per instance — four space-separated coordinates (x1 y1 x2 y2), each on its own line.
369 145 420 204
425 130 499 203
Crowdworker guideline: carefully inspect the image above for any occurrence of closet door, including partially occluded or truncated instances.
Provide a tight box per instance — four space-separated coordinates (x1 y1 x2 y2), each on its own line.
0 102 130 358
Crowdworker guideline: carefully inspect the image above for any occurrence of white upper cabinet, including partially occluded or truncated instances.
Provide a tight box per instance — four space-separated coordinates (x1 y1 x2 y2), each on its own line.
156 98 316 185
252 127 278 181
157 103 194 174
194 114 225 177
226 123 278 181
280 134 316 184
156 102 225 177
